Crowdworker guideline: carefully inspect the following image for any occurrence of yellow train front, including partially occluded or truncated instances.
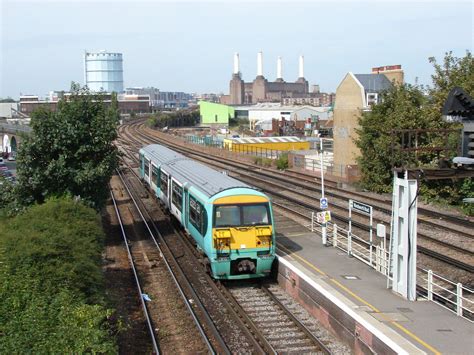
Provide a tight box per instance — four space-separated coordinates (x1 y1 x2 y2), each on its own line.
140 144 276 280
209 192 276 279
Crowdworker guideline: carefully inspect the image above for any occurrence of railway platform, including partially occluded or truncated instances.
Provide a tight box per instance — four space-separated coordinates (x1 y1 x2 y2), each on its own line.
273 212 474 354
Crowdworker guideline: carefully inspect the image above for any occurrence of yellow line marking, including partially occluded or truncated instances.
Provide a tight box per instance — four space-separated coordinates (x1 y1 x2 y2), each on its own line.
277 245 441 355
284 233 310 237
330 279 380 312
278 244 326 276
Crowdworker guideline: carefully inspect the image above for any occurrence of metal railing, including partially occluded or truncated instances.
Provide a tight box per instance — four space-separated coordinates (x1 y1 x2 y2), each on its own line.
0 122 31 134
307 213 473 322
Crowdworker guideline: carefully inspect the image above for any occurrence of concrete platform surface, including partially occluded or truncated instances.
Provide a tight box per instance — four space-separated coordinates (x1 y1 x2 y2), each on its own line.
274 213 474 355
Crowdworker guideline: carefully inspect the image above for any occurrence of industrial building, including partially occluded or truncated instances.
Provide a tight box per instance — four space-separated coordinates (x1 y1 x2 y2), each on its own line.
222 52 335 107
224 52 309 105
198 101 235 126
332 65 403 181
84 50 124 93
18 93 150 117
125 87 193 108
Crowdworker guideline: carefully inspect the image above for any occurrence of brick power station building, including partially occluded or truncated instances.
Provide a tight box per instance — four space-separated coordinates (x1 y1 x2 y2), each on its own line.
226 52 309 105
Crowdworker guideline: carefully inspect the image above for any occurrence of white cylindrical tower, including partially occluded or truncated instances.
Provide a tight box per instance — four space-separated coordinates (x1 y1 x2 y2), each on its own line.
257 51 263 77
298 55 304 78
84 50 124 93
233 52 240 75
277 56 283 79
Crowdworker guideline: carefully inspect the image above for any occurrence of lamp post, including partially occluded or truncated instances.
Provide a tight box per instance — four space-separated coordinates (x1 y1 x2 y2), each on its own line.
320 138 327 245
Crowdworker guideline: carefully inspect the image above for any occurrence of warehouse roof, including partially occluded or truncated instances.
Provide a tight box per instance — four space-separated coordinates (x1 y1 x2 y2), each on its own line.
227 136 304 144
354 74 392 93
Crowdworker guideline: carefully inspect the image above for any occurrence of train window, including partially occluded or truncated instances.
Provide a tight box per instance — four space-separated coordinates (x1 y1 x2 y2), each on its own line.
242 204 269 226
214 203 270 227
160 171 169 196
214 205 240 227
189 195 206 235
152 165 159 185
144 159 150 177
172 183 183 211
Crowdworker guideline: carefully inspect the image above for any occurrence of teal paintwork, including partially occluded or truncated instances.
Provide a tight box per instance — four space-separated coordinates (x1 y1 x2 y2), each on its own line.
139 146 276 280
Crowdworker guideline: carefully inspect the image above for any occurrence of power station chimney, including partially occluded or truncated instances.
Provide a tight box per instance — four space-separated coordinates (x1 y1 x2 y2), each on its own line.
257 51 263 77
277 56 283 80
298 55 304 78
233 52 240 75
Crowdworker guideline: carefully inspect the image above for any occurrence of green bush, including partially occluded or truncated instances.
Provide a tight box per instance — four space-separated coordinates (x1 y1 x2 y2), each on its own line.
0 197 116 352
262 158 273 167
1 197 105 302
276 154 289 170
253 157 263 165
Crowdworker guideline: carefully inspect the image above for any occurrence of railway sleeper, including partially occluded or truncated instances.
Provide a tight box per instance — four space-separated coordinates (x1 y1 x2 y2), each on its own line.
260 325 301 334
251 314 288 323
247 309 281 317
271 338 316 347
265 332 310 341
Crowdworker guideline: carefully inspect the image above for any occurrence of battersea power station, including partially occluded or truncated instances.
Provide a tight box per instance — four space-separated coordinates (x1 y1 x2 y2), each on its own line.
227 52 309 105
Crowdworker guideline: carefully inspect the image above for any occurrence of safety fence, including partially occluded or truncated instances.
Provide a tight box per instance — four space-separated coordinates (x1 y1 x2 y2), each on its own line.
306 213 473 322
224 144 284 159
185 135 285 160
292 154 360 180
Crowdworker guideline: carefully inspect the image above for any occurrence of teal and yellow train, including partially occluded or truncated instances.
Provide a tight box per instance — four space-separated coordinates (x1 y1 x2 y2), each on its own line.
139 144 276 280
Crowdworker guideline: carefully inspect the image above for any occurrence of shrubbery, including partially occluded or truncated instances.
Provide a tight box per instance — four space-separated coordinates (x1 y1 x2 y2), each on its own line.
0 197 116 353
355 51 473 214
276 154 289 170
147 110 199 128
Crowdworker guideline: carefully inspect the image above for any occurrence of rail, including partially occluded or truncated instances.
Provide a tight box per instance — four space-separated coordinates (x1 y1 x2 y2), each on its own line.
109 188 161 353
115 169 220 353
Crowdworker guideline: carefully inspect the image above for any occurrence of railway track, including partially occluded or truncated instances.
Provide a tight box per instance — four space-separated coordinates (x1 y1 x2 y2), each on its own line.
225 283 331 353
111 169 225 354
272 201 474 274
118 121 474 275
128 121 473 238
115 138 348 353
109 186 161 354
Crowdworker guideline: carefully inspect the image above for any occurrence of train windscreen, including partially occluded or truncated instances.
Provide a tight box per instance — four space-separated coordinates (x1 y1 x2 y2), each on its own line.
214 203 270 227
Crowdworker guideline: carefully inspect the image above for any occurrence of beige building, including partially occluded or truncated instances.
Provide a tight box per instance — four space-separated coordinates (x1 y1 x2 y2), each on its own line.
333 65 403 181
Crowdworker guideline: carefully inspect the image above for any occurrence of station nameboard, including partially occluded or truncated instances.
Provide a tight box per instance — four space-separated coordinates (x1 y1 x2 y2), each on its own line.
349 199 372 215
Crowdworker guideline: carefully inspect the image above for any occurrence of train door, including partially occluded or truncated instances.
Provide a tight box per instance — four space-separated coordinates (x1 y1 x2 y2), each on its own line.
159 169 170 208
170 178 183 223
150 164 159 195
139 153 144 178
183 185 190 232
144 157 151 184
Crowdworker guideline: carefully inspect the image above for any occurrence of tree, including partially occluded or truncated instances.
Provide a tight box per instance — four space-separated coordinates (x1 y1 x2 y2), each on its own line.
355 51 473 212
355 84 428 192
0 197 116 353
15 83 119 208
0 97 16 103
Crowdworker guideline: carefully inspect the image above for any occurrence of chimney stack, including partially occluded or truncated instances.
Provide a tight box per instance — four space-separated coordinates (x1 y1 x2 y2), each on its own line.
257 51 263 77
298 55 304 78
277 56 283 80
233 52 240 75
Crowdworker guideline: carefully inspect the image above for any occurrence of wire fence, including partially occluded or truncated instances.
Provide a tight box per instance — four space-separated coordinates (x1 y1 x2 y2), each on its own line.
306 213 474 322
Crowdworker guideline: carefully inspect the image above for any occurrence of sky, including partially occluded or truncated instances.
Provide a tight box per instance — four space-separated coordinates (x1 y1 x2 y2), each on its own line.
0 0 473 98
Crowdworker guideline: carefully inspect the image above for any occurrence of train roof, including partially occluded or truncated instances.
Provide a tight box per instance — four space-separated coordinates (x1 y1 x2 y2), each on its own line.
140 144 185 165
163 158 254 198
141 144 255 198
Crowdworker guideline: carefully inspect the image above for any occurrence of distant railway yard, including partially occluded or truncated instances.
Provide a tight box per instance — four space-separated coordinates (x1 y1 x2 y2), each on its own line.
106 119 474 352
117 120 473 283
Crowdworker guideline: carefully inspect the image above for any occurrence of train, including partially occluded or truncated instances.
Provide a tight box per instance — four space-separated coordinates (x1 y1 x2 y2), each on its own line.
139 144 276 280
